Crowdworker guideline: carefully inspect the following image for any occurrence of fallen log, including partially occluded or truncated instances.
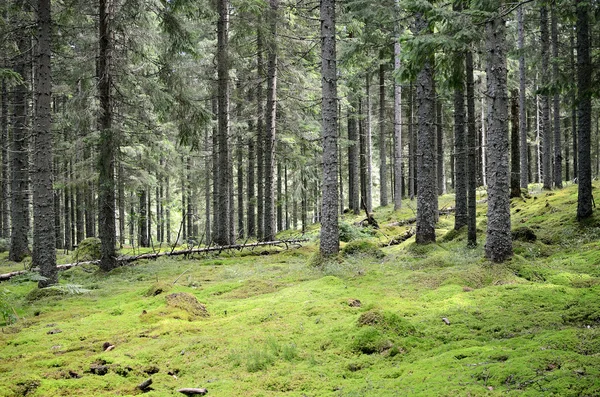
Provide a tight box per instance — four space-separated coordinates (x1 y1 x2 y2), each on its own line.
178 388 208 396
0 239 309 282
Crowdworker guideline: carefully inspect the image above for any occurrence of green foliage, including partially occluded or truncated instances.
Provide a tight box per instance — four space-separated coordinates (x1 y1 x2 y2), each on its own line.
339 221 375 242
0 289 17 325
74 237 102 262
0 238 8 253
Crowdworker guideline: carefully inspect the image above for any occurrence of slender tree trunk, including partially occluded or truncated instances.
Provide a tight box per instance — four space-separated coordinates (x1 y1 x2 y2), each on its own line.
166 173 171 244
1 81 9 238
181 157 187 240
215 0 231 245
541 5 552 190
285 163 289 229
301 144 307 234
379 63 388 206
485 6 512 262
247 91 256 237
414 12 436 244
263 0 278 242
551 4 562 188
33 0 56 286
276 161 283 232
393 14 402 210
576 0 592 220
117 162 125 246
237 134 244 239
64 171 72 251
518 5 528 189
436 101 444 195
359 98 367 205
510 90 521 198
319 0 339 255
186 156 192 239
408 83 415 200
139 189 148 247
571 30 577 180
148 188 153 244
9 6 31 262
466 50 477 247
365 74 373 212
76 187 84 244
256 27 265 241
481 96 487 187
129 193 134 246
97 0 117 270
453 53 467 230
347 102 360 214
211 98 218 242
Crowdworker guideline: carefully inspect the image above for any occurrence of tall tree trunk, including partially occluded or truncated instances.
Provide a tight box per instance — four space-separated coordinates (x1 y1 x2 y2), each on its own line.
263 0 278 242
453 54 467 230
551 4 562 189
211 98 218 242
247 91 256 237
436 101 444 195
408 83 415 200
256 27 265 241
319 0 339 256
485 6 512 262
347 102 360 214
117 162 125 246
393 13 402 210
541 5 552 190
64 171 72 251
276 161 283 232
510 90 521 198
0 81 8 238
301 144 307 234
379 63 388 207
576 0 592 220
186 156 192 239
148 188 153 245
215 0 231 245
139 189 148 247
33 0 56 286
97 0 117 271
364 74 373 212
9 5 31 262
166 173 171 244
518 5 528 188
570 30 577 180
76 187 84 244
466 50 477 247
129 193 135 246
237 135 244 239
414 13 436 244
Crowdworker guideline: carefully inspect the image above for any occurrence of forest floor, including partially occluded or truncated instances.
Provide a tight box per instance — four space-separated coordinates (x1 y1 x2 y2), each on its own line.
1 183 599 396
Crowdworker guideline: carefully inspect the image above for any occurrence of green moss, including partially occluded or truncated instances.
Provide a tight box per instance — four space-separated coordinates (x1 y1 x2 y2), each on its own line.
342 239 384 258
73 237 102 261
164 292 209 319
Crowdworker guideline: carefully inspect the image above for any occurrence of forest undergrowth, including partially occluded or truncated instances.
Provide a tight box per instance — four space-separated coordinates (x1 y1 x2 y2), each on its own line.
0 183 599 396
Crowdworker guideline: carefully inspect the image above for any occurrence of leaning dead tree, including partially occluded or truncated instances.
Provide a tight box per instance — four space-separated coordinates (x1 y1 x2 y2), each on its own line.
0 239 309 282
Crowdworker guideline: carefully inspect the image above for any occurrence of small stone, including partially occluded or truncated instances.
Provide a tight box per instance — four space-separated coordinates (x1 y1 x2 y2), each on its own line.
348 299 361 307
47 329 62 335
178 388 208 396
441 317 451 325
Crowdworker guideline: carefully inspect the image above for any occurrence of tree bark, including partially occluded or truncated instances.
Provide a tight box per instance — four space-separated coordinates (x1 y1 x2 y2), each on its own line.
570 30 577 181
436 101 444 195
33 0 57 286
256 26 265 241
139 189 148 247
379 63 388 207
510 90 521 198
551 4 562 189
98 0 117 271
414 13 436 244
540 5 552 190
347 102 360 214
466 50 477 247
319 0 339 256
214 0 231 245
453 54 467 230
393 11 402 210
246 90 256 237
364 75 373 212
277 161 283 232
408 83 415 200
0 81 8 239
263 0 278 242
576 0 592 220
485 6 513 262
9 3 31 262
518 5 528 189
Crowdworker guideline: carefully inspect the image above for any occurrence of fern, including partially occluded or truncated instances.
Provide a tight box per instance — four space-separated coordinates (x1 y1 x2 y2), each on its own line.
47 284 91 295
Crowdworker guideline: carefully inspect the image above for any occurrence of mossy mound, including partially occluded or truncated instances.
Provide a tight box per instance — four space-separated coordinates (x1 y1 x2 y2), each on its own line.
358 310 416 337
512 226 537 242
342 239 385 259
144 282 171 297
74 237 102 261
25 287 67 302
165 292 209 319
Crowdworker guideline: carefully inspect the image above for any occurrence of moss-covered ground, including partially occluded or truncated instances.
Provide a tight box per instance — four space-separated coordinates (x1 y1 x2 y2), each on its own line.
1 183 599 396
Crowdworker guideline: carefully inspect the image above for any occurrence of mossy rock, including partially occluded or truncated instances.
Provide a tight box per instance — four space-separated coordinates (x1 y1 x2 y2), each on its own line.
165 292 209 319
440 227 466 242
74 237 102 261
511 226 537 242
342 239 384 259
26 287 66 302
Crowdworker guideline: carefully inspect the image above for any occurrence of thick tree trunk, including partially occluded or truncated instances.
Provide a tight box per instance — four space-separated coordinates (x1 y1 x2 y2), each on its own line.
347 102 360 214
98 0 117 271
379 63 388 207
319 0 339 256
510 90 521 198
485 8 513 262
215 0 231 245
541 5 552 190
551 4 562 189
9 8 31 262
466 50 477 247
393 18 402 210
263 0 278 242
453 54 467 230
33 0 57 286
414 13 436 244
576 0 592 220
518 5 528 189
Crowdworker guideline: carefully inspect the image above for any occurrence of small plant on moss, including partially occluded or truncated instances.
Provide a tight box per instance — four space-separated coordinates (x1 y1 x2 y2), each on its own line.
0 289 18 325
245 348 275 372
342 239 384 259
351 327 390 354
339 222 373 242
74 237 102 261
